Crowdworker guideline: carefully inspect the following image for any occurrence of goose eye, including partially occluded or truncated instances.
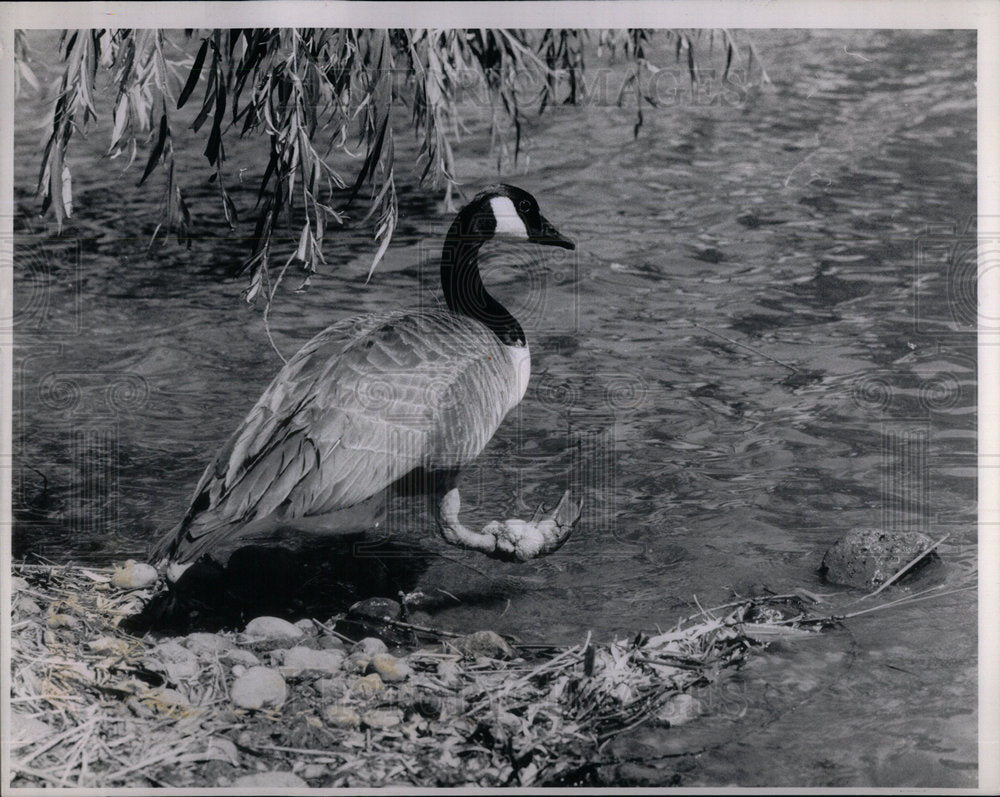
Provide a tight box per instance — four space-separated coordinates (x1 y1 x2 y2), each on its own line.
518 200 531 213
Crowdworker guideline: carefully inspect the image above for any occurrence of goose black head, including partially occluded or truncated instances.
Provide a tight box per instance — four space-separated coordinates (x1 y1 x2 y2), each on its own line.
459 184 575 250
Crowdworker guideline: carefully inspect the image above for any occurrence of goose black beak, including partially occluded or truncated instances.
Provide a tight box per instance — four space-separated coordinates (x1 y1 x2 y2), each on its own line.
532 214 576 250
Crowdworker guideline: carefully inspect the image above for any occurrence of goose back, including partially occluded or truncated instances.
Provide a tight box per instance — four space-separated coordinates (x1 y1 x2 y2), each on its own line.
155 310 525 564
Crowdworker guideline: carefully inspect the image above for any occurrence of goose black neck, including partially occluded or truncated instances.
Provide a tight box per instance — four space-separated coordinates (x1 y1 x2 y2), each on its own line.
440 221 525 347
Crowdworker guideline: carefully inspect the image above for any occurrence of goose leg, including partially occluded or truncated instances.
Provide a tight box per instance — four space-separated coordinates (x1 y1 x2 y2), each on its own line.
435 487 581 562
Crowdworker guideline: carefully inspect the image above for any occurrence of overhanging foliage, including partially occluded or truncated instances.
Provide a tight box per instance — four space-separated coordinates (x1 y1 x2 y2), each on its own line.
18 28 767 300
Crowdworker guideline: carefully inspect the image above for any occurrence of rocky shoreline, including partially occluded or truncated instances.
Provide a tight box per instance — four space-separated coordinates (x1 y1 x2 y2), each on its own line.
8 535 947 788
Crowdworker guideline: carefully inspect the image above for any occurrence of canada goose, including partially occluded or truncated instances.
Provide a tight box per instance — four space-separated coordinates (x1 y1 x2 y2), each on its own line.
151 185 580 580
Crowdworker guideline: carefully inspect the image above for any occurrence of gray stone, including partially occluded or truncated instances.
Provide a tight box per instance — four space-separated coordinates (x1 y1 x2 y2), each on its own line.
821 528 941 590
111 560 158 590
351 673 385 697
654 693 702 726
88 636 131 655
155 640 196 663
244 616 304 640
361 708 402 730
301 763 328 779
143 686 190 710
278 646 346 678
232 771 307 787
368 652 411 683
231 666 287 710
222 648 260 667
148 640 200 682
344 652 372 674
351 636 388 657
185 632 232 655
17 596 42 616
451 630 516 660
203 736 239 765
349 597 402 622
323 704 361 729
314 677 346 699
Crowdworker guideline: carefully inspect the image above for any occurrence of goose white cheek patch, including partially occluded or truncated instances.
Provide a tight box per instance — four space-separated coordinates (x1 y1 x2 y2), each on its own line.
490 196 529 240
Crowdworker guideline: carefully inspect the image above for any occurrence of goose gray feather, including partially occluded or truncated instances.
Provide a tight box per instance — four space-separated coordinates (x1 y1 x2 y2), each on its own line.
152 184 578 572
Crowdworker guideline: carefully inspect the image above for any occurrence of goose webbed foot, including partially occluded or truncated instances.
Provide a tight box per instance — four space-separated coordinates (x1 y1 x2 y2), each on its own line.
436 488 580 562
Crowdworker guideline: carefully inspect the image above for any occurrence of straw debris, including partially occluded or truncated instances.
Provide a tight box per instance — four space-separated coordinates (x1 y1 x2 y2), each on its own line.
9 560 960 788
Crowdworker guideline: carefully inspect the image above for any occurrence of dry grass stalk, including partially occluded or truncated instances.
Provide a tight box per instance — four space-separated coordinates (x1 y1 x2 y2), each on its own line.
9 561 963 788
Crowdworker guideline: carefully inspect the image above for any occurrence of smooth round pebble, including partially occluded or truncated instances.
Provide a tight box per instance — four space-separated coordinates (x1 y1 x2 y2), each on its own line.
244 616 304 640
155 640 198 664
148 640 200 681
279 646 345 677
231 664 247 678
344 652 372 674
323 704 361 728
351 636 388 657
185 632 232 655
222 648 260 667
88 636 131 655
348 597 402 622
144 687 189 708
111 560 158 590
351 673 385 697
231 666 287 709
369 652 411 683
314 678 346 699
301 763 328 779
232 771 307 787
453 630 515 659
318 635 346 651
361 708 402 730
204 736 239 765
655 693 703 726
17 596 42 616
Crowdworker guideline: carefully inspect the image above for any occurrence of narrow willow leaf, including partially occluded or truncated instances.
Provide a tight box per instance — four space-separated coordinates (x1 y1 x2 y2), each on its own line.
50 142 65 229
139 113 168 186
294 222 310 262
366 220 394 283
110 96 129 151
365 176 396 282
244 265 264 304
17 60 40 92
61 164 73 218
177 39 208 109
191 53 217 132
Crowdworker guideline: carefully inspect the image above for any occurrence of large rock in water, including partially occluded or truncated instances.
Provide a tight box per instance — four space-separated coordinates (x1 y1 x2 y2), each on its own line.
820 528 941 590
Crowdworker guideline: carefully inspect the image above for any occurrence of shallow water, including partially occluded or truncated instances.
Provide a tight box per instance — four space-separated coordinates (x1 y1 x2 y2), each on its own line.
13 29 977 786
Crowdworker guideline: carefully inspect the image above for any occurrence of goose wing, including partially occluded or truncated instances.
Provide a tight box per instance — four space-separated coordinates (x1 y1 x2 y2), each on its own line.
153 311 520 564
